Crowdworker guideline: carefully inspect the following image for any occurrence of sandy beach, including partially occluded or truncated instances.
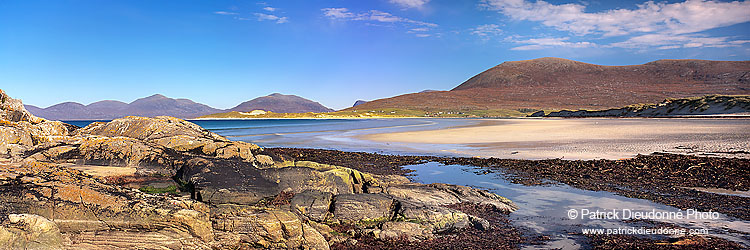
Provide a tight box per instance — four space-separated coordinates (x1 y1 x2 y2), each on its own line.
361 118 750 160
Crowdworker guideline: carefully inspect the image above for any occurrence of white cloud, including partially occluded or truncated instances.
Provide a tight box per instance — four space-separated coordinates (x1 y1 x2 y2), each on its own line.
407 28 433 37
254 13 288 24
482 0 750 49
214 11 238 15
322 8 438 37
510 37 596 50
482 0 750 36
369 10 403 22
471 24 503 39
390 0 430 9
322 8 355 19
321 8 438 33
609 34 750 49
657 45 682 50
322 8 437 27
263 7 276 12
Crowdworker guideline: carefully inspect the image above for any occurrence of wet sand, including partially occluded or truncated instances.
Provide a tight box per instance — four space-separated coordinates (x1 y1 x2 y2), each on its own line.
362 118 750 160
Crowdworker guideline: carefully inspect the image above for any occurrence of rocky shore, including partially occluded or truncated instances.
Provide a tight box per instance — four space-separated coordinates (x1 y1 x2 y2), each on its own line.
269 148 749 221
0 89 518 249
267 148 749 249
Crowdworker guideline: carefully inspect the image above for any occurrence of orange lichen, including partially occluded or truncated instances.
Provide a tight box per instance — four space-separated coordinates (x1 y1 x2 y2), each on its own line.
55 184 124 211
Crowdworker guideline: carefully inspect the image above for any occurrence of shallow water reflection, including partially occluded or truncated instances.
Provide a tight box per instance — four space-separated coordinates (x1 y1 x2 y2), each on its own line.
404 162 750 249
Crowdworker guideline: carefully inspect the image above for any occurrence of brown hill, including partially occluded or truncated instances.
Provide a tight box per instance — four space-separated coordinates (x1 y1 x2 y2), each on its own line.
347 57 750 111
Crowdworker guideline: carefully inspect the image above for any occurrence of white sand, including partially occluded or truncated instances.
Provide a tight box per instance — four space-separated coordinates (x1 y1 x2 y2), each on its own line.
362 118 750 160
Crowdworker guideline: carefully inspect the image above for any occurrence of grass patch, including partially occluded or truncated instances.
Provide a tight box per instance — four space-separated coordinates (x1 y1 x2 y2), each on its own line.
139 185 179 195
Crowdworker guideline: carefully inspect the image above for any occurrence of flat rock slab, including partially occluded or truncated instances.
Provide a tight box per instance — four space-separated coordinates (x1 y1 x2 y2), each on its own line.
291 190 333 222
180 158 279 205
333 193 396 222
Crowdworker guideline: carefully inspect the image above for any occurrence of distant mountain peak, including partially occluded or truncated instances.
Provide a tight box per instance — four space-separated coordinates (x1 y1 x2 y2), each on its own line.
229 93 333 113
55 102 85 107
144 94 167 99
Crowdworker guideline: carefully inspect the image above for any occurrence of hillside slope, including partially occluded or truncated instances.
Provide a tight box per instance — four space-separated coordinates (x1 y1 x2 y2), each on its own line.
348 58 750 111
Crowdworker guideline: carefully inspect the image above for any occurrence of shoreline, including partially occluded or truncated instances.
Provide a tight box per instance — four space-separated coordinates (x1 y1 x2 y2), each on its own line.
265 147 749 248
264 148 750 220
359 118 750 160
190 115 750 120
53 116 750 122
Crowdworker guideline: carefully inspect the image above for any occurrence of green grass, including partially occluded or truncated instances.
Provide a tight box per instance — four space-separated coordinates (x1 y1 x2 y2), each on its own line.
139 185 179 194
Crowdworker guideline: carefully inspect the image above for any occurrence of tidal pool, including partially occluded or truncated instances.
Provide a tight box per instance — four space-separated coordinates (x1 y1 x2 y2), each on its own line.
404 162 750 249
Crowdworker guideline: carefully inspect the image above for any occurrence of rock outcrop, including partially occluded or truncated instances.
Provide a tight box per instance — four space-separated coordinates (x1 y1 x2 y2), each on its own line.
0 214 64 249
0 161 213 249
0 89 518 249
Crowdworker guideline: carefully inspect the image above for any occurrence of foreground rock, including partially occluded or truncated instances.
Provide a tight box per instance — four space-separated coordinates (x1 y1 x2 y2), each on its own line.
0 89 518 249
0 214 64 249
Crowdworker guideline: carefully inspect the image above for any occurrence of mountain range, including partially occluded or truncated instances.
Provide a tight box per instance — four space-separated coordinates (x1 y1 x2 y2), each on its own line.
26 57 750 120
26 93 333 120
347 57 750 111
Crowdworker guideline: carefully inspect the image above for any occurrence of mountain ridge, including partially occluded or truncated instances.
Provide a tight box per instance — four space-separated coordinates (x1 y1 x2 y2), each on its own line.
349 57 750 111
26 93 333 120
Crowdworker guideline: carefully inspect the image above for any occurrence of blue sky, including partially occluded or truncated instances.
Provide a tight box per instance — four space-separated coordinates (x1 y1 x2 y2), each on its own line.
1 0 749 110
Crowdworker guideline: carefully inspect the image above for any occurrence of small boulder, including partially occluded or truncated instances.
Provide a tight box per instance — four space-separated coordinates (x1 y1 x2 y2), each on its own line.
385 183 518 212
0 214 63 250
255 154 275 167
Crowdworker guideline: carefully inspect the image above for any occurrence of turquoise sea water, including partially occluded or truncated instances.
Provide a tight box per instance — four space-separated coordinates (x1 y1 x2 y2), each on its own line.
67 118 487 156
192 118 480 155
